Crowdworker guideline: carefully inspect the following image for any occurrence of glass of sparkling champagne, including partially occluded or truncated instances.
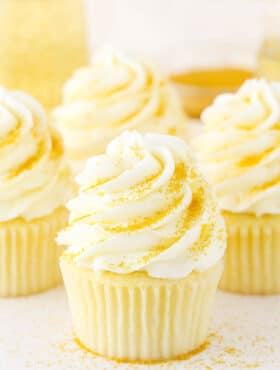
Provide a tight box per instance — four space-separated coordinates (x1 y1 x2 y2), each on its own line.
0 0 89 110
258 0 280 81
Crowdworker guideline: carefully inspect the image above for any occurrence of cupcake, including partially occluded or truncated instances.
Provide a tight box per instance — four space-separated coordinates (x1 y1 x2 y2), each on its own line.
53 47 188 173
194 79 280 294
0 87 73 297
58 131 226 362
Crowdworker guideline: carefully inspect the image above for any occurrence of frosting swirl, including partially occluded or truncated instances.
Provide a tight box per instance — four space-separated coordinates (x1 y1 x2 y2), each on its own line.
53 47 188 172
58 131 225 279
194 79 280 216
0 87 73 221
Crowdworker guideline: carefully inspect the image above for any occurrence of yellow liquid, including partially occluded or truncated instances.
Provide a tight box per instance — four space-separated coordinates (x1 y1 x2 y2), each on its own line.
171 68 253 87
258 38 280 81
0 0 89 110
170 68 254 118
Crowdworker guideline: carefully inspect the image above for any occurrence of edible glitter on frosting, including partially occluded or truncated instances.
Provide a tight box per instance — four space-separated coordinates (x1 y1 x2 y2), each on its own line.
57 131 225 279
53 47 188 172
194 79 280 216
0 87 73 221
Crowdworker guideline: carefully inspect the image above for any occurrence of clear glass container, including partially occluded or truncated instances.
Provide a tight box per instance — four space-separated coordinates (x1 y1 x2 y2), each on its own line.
258 0 280 81
0 0 89 110
169 43 255 118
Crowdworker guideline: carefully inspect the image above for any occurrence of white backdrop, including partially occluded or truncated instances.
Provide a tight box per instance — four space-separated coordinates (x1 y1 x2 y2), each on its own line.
85 0 264 71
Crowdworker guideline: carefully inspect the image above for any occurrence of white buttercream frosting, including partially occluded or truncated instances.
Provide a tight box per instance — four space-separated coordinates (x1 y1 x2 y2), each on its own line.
58 131 225 279
194 79 280 216
0 87 73 221
53 47 188 172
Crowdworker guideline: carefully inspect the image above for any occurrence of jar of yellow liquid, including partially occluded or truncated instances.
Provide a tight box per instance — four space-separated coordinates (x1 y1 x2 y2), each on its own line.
170 68 254 118
169 44 255 118
258 1 280 81
0 0 89 110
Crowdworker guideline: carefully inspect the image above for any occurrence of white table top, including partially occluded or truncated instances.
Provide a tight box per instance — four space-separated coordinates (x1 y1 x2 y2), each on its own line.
0 286 279 370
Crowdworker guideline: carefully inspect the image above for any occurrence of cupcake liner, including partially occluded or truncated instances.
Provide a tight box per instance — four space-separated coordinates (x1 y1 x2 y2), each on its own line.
219 211 280 295
0 207 68 297
60 258 223 362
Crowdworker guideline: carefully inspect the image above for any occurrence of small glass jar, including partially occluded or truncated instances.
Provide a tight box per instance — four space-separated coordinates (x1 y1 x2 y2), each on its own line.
0 0 89 110
169 43 255 118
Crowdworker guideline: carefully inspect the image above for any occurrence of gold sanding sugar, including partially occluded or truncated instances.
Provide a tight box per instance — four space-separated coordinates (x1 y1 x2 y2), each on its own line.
0 0 88 110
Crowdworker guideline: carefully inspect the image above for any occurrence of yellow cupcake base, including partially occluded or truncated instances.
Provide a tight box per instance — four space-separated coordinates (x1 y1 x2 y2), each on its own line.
61 258 223 362
0 207 68 297
219 212 280 295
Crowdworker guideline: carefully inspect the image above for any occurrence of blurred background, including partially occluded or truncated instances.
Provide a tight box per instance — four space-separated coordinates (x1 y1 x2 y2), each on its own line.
85 0 267 118
0 0 279 118
85 0 263 70
85 0 280 117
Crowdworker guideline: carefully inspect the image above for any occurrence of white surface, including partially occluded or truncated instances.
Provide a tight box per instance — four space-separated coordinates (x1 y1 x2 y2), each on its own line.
0 286 279 370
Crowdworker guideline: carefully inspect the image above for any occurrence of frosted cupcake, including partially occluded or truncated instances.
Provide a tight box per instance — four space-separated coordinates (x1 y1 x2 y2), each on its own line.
58 131 226 362
0 87 73 297
53 47 188 173
194 79 280 294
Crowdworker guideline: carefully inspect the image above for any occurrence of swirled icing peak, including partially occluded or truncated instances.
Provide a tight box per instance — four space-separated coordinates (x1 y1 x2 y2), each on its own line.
58 131 225 279
53 47 188 172
194 79 280 216
0 87 73 221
